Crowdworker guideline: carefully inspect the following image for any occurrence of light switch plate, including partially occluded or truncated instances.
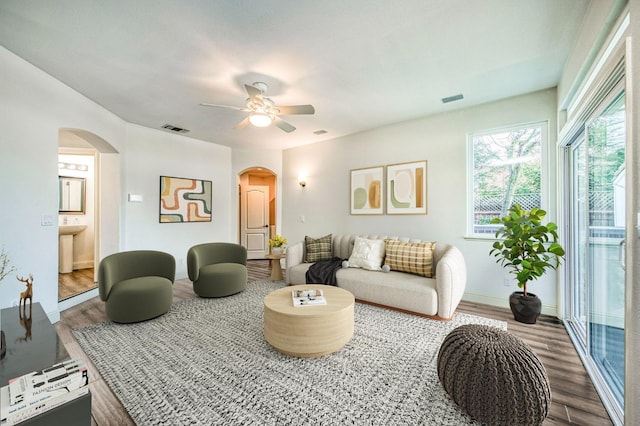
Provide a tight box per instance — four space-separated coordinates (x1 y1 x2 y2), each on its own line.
128 193 144 202
41 214 56 226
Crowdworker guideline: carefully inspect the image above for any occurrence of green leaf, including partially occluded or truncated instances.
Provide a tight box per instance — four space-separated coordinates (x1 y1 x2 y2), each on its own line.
517 270 529 283
548 243 565 256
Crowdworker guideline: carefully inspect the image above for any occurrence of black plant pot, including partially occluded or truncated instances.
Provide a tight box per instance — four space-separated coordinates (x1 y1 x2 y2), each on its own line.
509 291 542 324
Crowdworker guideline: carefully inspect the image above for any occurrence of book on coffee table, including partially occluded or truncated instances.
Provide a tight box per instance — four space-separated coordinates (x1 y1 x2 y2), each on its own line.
1 358 89 425
292 289 327 306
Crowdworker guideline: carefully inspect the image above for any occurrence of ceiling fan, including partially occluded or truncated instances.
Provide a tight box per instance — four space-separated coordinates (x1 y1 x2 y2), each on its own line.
200 82 315 133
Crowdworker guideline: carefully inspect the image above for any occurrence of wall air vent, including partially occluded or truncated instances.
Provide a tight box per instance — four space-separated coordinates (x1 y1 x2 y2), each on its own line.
161 124 190 133
313 130 328 135
441 94 464 104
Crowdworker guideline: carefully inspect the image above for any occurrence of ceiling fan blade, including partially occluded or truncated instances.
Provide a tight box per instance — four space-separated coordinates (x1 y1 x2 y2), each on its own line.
234 116 251 130
276 105 315 115
273 117 296 133
244 84 262 101
200 103 249 112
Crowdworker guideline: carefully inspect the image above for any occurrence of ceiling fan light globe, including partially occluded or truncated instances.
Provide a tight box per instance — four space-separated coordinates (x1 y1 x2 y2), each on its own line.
249 112 272 127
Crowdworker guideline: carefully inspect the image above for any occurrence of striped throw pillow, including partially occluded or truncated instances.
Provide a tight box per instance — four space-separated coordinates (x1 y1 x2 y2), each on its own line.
384 240 435 278
304 234 333 263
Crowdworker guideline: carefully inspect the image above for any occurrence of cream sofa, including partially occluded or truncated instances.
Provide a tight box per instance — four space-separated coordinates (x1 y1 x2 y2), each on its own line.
285 234 466 320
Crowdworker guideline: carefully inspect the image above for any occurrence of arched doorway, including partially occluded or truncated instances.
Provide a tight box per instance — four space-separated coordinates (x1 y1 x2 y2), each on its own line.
238 167 277 259
58 128 119 308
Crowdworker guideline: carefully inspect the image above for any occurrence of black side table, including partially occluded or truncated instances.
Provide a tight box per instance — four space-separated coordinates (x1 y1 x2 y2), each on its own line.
0 302 91 425
0 302 67 384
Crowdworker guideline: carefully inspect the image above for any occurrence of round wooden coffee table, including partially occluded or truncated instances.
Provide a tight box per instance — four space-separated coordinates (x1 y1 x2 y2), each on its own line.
263 285 355 358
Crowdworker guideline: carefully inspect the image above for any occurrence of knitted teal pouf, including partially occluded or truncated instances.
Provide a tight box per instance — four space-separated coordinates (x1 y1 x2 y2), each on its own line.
437 324 551 426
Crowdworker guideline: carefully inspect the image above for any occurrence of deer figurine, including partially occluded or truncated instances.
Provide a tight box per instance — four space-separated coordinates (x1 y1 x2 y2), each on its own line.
17 274 33 308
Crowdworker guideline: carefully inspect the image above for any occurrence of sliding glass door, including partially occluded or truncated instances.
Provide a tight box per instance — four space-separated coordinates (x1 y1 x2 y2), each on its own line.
569 138 587 338
566 90 626 420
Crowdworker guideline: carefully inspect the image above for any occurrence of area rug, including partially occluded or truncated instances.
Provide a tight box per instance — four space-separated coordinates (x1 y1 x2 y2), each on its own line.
73 280 506 425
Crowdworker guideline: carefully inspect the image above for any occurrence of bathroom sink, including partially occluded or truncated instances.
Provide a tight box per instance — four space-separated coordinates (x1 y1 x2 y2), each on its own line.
59 225 87 235
59 225 87 273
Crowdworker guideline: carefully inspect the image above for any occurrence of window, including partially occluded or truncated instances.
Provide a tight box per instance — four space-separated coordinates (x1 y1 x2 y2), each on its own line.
468 122 547 236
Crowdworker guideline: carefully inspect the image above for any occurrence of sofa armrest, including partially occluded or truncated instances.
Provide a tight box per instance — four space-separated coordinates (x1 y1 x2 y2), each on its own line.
435 245 467 319
285 241 304 284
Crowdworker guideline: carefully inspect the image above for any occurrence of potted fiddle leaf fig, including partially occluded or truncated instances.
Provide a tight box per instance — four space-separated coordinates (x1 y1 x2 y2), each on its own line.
489 205 565 324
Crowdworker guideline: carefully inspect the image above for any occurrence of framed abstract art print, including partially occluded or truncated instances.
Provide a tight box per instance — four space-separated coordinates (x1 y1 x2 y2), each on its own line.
350 166 384 215
385 160 428 215
159 176 212 223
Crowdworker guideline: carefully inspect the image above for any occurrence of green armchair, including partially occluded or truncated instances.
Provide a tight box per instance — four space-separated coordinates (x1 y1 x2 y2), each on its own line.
98 250 175 323
187 243 247 297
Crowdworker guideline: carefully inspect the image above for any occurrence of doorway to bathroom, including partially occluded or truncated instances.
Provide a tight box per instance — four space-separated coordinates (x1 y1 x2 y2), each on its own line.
57 150 97 301
57 128 120 310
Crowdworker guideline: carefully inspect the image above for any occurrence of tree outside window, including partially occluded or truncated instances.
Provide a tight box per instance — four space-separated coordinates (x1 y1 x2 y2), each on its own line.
470 122 545 236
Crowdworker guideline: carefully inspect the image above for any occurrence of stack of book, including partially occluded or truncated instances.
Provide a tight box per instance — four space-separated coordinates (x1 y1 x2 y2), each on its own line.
292 289 327 306
0 358 89 425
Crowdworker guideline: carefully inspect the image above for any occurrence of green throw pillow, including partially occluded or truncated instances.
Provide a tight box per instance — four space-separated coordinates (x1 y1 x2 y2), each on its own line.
304 234 333 263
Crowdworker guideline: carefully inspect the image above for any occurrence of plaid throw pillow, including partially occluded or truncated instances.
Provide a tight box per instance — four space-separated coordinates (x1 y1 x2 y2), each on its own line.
384 240 435 278
304 234 333 263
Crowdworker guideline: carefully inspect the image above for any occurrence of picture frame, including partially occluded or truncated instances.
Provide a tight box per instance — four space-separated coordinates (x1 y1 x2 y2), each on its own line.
386 160 428 215
159 176 212 223
350 166 384 215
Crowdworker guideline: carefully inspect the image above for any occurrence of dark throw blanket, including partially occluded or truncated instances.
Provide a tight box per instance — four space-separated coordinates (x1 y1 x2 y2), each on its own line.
305 257 345 286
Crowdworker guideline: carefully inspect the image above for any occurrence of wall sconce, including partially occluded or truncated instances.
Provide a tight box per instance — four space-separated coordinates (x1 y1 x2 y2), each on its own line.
298 176 307 188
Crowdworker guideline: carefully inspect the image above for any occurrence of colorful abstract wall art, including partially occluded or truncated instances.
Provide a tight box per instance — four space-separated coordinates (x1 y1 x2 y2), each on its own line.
386 161 428 215
159 176 212 223
350 166 384 215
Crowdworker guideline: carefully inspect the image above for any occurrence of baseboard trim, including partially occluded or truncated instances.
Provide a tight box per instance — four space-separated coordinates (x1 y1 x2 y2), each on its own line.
462 292 557 317
46 309 61 324
57 288 100 316
73 261 95 270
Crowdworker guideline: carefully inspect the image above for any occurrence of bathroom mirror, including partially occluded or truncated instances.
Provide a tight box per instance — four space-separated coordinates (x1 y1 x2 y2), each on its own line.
59 176 86 213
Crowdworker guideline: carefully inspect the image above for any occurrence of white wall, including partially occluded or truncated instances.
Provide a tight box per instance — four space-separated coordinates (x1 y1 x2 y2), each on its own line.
122 123 233 278
0 46 235 320
558 0 624 110
0 46 125 319
282 89 559 314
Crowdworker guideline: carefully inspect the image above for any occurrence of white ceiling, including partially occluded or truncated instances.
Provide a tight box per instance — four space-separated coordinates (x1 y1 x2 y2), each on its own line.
0 0 590 150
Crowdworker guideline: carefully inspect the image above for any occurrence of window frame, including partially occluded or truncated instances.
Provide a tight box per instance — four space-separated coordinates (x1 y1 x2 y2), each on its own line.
466 120 549 238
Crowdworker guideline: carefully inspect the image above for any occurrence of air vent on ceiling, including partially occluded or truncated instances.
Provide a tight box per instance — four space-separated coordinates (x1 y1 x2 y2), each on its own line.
441 94 464 104
161 124 190 134
313 130 328 135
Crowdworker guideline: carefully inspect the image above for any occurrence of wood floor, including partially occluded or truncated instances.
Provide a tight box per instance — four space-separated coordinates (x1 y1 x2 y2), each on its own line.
58 268 97 301
54 260 612 425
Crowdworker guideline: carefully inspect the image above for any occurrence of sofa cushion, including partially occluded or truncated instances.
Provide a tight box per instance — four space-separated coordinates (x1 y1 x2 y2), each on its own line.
347 237 385 271
304 234 333 263
336 268 438 316
384 239 435 278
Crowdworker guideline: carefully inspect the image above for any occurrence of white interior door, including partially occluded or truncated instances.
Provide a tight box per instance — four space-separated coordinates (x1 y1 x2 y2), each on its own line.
241 185 269 259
